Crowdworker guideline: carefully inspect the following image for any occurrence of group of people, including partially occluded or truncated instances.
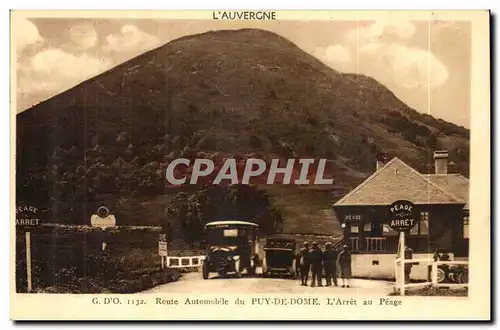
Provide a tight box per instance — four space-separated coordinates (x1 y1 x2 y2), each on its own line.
296 241 352 288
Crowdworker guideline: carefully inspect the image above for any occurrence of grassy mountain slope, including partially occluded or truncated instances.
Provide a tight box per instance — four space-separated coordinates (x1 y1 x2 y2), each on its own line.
16 28 469 235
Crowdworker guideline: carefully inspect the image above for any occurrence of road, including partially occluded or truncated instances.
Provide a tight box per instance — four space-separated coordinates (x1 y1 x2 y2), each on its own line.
142 269 395 295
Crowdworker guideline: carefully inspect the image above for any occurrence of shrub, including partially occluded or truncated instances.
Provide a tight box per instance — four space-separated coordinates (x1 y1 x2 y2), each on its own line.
16 228 180 293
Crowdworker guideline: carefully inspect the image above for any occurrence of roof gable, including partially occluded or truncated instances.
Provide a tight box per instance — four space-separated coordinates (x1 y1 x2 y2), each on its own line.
424 174 469 209
334 158 464 207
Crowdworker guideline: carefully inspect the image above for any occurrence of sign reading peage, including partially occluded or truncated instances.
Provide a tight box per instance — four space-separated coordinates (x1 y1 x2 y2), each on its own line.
344 214 363 222
15 204 41 227
90 206 116 230
388 200 417 232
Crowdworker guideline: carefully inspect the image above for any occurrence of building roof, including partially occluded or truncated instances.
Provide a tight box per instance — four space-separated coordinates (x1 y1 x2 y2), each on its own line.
334 157 466 207
204 220 259 228
424 174 469 210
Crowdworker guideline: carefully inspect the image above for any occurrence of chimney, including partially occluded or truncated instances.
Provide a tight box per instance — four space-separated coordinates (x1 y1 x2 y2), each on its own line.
376 153 388 171
434 150 449 175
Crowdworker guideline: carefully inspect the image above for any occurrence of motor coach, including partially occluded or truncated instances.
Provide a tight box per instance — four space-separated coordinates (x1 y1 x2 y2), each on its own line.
202 220 260 279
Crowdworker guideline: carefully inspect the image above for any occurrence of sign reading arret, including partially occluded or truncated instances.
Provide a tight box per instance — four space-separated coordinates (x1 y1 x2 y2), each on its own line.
388 200 417 232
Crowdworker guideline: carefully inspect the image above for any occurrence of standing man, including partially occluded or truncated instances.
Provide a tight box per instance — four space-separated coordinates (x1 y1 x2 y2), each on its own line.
337 244 352 288
310 242 323 287
404 245 414 284
299 241 311 286
322 242 338 286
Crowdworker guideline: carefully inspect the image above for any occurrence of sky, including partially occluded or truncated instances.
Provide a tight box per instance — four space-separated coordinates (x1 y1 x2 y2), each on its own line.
14 17 471 128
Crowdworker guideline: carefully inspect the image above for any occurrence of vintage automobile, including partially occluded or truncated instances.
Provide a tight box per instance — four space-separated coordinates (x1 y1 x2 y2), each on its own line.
202 220 260 279
431 249 468 284
262 235 297 278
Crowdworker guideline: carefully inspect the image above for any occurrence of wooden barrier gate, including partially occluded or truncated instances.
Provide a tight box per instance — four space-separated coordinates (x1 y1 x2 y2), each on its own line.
158 242 206 270
395 232 469 295
166 255 206 269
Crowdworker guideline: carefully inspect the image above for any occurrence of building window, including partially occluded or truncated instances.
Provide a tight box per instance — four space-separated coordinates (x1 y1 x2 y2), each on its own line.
351 226 359 233
363 223 371 232
420 212 429 235
382 224 398 236
410 219 419 235
409 212 429 235
464 214 469 239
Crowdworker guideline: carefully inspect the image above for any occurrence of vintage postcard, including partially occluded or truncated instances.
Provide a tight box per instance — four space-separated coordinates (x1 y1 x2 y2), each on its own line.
10 10 491 321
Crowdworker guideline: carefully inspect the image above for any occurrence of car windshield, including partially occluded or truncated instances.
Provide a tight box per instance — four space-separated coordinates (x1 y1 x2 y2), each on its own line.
206 227 251 246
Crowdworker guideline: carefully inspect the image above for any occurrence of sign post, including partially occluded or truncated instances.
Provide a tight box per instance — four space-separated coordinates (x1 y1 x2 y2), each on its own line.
398 231 406 295
388 200 417 296
16 204 40 293
90 206 116 251
159 234 168 270
25 231 32 293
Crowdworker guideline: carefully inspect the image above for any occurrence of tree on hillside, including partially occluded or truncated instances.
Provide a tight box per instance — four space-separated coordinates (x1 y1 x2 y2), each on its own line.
164 185 283 244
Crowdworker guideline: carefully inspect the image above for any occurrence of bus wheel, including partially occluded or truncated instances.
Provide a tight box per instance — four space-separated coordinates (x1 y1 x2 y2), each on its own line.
234 260 241 278
253 254 261 267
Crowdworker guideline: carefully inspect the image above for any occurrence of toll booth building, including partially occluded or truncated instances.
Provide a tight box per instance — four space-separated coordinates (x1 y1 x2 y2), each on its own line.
332 151 469 281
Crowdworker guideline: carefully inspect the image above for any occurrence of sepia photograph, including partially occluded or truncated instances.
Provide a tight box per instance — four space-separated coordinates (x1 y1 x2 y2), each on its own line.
10 10 490 320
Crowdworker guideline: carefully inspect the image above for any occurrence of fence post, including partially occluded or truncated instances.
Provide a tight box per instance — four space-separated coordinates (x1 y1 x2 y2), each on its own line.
431 262 438 287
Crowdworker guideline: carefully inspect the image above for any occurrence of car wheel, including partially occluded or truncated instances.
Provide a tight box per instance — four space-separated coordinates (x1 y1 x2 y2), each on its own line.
202 261 209 280
290 260 297 278
457 270 468 284
436 268 446 283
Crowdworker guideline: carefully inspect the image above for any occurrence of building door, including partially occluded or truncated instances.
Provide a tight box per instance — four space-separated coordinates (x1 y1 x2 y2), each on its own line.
371 220 383 236
364 208 382 237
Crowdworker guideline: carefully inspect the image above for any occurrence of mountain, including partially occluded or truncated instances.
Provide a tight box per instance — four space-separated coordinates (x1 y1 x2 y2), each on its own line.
16 28 470 234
